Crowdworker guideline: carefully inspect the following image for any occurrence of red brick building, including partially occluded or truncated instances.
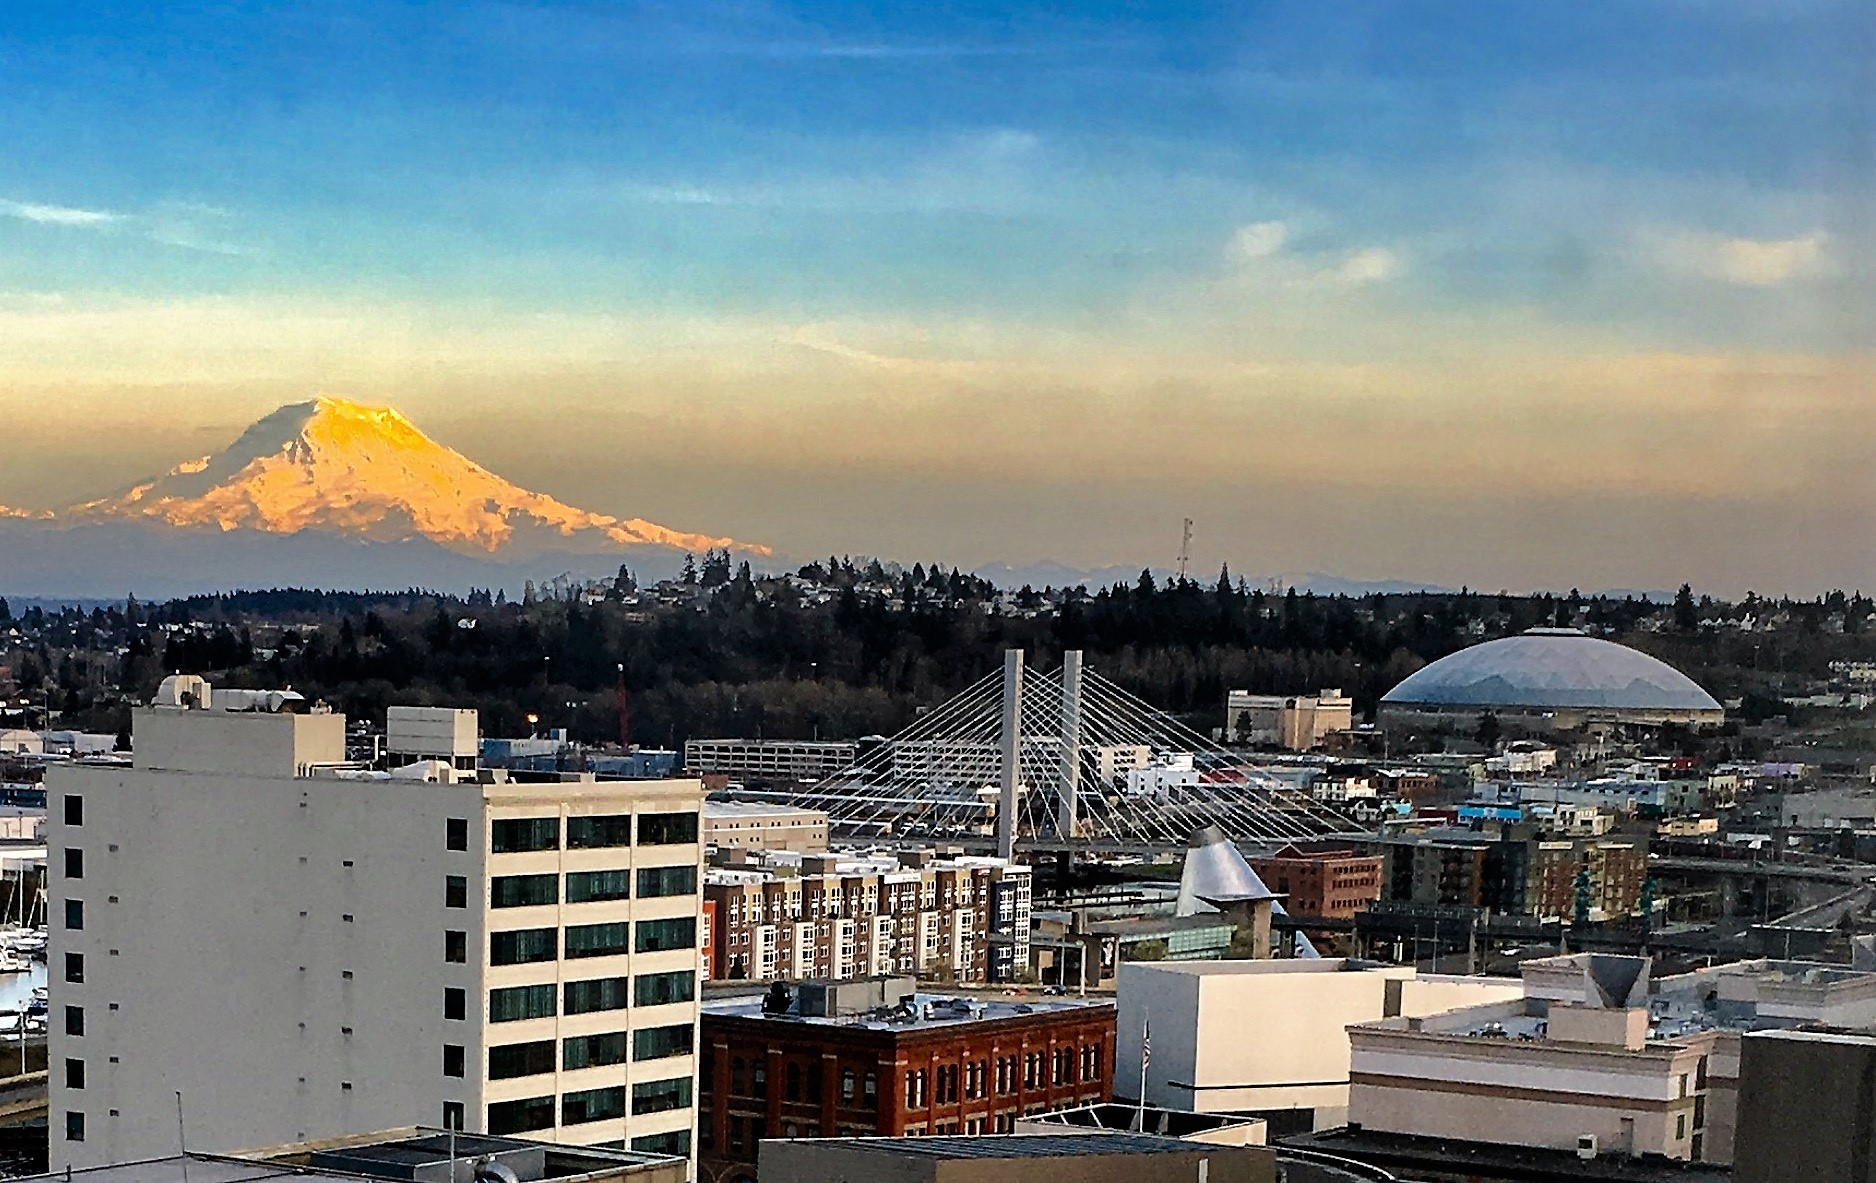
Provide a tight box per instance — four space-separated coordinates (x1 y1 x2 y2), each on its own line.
1249 843 1383 919
702 898 718 979
699 977 1115 1183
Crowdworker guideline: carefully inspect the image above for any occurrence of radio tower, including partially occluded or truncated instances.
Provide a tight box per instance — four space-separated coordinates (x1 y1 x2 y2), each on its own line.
1177 518 1194 581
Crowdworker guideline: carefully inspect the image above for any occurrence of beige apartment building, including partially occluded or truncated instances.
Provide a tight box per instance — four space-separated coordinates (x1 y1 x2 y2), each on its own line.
705 846 1032 985
47 683 703 1170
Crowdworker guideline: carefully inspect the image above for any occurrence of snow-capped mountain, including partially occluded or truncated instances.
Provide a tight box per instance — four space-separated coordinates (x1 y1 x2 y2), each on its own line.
0 396 764 597
64 396 758 557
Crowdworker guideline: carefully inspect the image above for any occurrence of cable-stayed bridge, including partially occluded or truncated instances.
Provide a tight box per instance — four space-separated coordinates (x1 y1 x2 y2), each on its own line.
730 650 1360 856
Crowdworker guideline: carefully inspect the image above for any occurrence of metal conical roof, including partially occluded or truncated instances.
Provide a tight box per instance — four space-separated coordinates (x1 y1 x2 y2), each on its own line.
1176 825 1279 916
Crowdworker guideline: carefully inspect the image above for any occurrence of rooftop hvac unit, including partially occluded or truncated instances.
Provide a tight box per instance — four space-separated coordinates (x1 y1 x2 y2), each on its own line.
1577 1134 1598 1160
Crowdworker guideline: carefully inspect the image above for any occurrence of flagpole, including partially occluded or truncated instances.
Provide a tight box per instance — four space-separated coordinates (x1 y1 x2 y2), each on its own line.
1137 1007 1150 1132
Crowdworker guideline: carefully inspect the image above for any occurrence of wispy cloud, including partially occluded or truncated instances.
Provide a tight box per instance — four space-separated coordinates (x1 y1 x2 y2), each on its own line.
1662 230 1830 286
0 198 123 227
1228 221 1289 262
1327 247 1404 285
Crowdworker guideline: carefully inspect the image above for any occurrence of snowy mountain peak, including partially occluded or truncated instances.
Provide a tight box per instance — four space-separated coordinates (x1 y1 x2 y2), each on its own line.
64 396 763 557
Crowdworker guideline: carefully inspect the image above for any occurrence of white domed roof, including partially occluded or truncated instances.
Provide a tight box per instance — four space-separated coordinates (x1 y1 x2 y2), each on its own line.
1381 628 1722 714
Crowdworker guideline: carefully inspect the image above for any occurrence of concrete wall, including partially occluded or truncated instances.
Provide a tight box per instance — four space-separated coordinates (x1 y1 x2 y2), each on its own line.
49 762 486 1168
1734 1030 1876 1183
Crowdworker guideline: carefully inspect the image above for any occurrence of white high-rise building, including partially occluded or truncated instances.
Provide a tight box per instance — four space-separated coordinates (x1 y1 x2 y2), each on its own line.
47 681 703 1170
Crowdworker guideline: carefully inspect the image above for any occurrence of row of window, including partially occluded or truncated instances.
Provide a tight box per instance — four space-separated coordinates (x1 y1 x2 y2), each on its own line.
489 1032 701 1088
488 917 696 965
486 1079 693 1134
490 866 697 909
489 813 698 854
488 972 694 1020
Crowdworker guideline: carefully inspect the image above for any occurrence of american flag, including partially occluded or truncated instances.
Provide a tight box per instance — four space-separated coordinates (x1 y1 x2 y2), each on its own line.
1141 1017 1151 1069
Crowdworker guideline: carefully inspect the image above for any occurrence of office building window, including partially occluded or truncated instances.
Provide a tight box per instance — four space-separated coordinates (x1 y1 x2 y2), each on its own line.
633 969 696 1007
632 1024 693 1062
442 1102 465 1131
630 1131 690 1158
64 849 83 880
446 818 469 851
563 977 628 1015
65 1006 83 1037
634 917 695 953
637 812 698 846
64 796 82 827
486 1096 554 1136
490 928 557 965
492 818 559 853
443 1045 465 1078
444 988 466 1021
65 1059 84 1090
445 930 467 963
564 870 630 903
64 952 83 984
566 815 631 849
445 876 467 909
489 1040 556 1080
64 900 83 931
490 874 558 909
565 922 629 959
635 865 696 898
489 984 557 1023
632 1077 692 1115
65 1113 84 1143
564 1032 628 1071
561 1085 626 1126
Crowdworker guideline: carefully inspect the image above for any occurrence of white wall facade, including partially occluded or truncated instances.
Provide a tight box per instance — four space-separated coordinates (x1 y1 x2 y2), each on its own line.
1115 961 1522 1127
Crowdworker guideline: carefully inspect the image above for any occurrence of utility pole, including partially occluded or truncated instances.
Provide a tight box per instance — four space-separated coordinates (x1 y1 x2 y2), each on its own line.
1177 518 1194 582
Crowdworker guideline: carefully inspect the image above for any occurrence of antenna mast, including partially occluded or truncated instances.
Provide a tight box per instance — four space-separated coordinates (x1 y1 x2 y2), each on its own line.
1177 518 1194 581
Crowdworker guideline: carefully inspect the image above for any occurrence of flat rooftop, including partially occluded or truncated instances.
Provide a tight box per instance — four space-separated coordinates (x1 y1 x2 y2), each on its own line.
770 1134 1229 1161
20 1130 682 1183
704 990 1111 1032
1283 1128 1731 1183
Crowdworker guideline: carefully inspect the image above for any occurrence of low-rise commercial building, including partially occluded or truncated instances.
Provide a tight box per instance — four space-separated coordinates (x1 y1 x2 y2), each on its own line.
706 847 1031 984
700 978 1115 1182
1247 845 1382 920
683 741 858 785
701 803 829 853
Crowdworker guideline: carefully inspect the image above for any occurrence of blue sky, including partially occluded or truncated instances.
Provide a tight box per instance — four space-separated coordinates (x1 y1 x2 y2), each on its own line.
0 1 1870 591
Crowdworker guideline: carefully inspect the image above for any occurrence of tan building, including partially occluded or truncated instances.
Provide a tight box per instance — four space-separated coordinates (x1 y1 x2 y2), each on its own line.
706 847 1031 984
1530 837 1645 921
703 802 829 853
1226 690 1352 751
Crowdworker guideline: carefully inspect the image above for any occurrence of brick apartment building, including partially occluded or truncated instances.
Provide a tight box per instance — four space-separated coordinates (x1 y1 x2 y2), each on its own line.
1531 838 1646 922
1248 844 1383 919
706 848 1032 985
699 977 1116 1183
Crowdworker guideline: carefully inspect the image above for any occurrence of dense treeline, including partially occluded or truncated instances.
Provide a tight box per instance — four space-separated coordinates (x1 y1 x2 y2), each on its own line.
4 565 1874 746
